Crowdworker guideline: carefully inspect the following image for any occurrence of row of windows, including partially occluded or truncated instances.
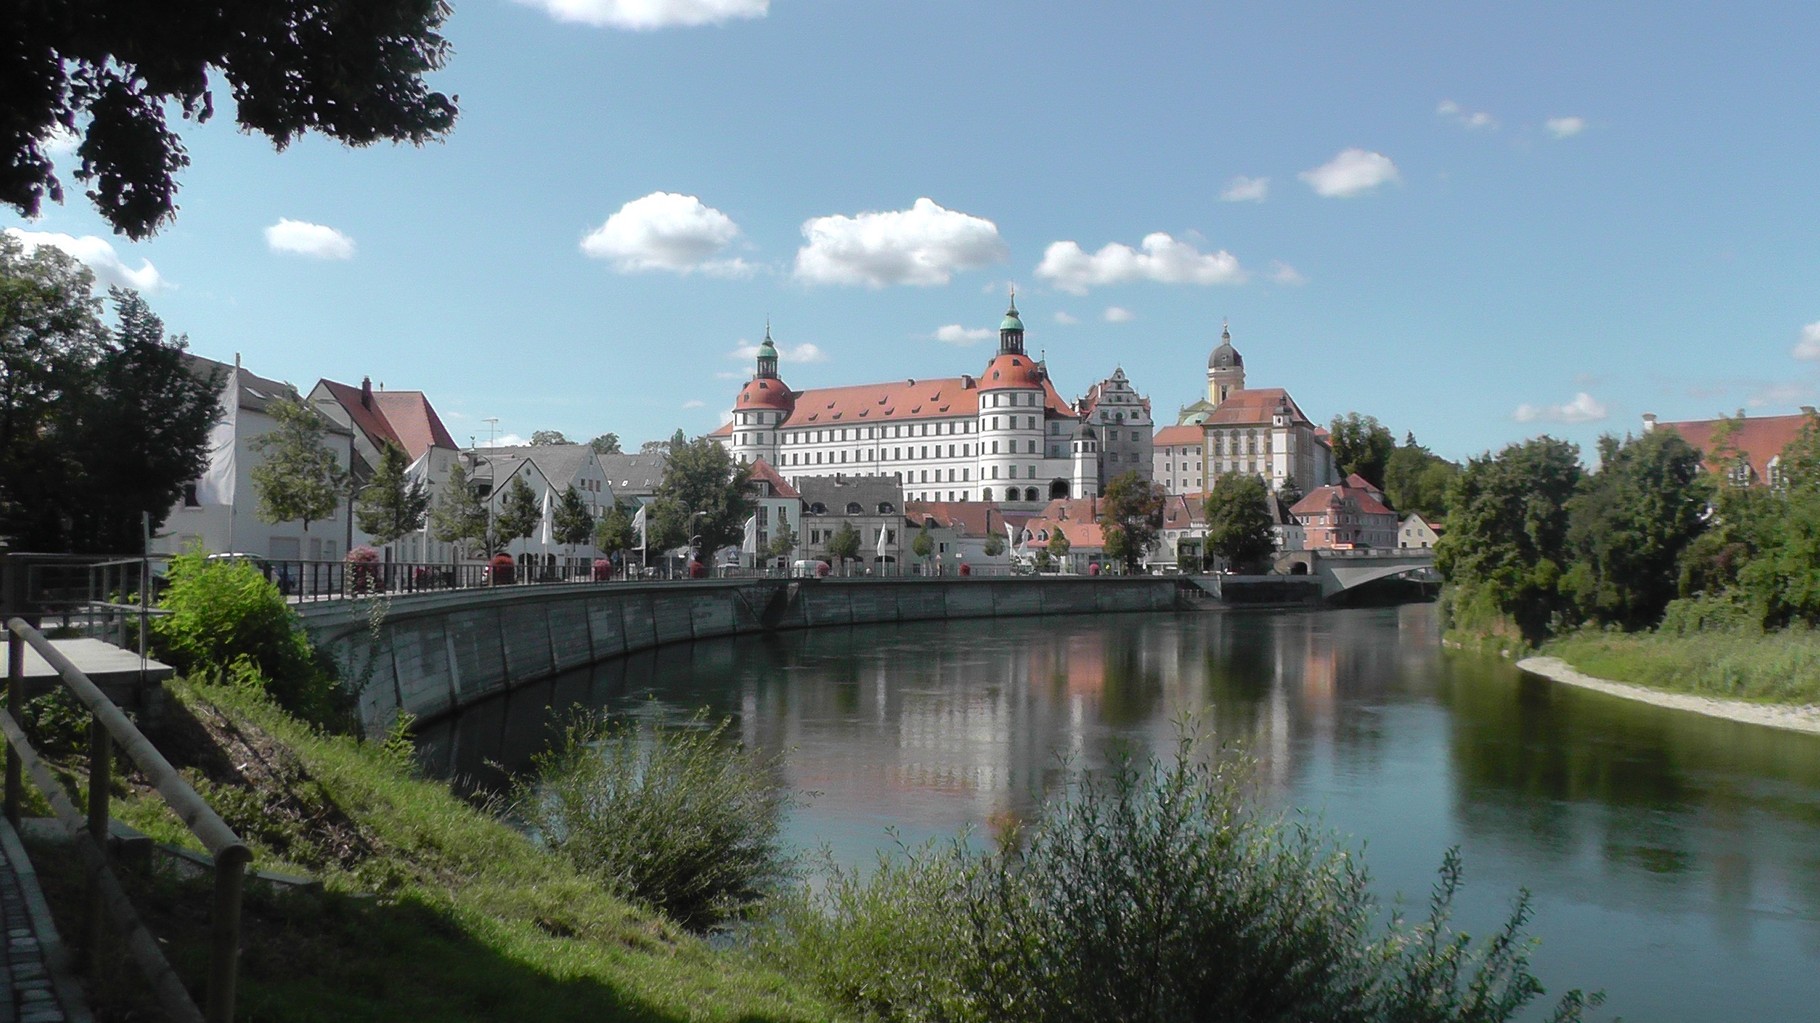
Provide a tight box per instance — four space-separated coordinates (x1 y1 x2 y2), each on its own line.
984 391 1042 407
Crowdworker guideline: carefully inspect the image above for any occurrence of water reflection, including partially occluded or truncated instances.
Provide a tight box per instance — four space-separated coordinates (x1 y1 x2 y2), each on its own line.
416 603 1820 1022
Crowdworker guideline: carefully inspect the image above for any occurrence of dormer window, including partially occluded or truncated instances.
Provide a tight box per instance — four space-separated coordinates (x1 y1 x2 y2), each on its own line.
846 502 863 515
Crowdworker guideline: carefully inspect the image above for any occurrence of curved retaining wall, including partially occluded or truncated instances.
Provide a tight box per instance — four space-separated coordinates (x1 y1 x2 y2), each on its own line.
297 577 1189 736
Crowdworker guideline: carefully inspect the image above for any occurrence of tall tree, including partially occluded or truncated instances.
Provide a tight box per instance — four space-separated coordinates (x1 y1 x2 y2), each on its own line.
828 522 862 574
767 522 797 561
1046 525 1072 572
553 484 594 549
1434 437 1583 643
431 462 490 558
250 396 348 535
496 475 541 549
530 430 569 446
649 437 753 562
1779 413 1820 490
912 519 935 568
1098 470 1166 574
1382 435 1459 521
1204 473 1275 571
355 442 430 549
1328 412 1397 488
594 501 635 563
63 289 221 552
5 2 457 239
1561 430 1710 630
589 433 622 455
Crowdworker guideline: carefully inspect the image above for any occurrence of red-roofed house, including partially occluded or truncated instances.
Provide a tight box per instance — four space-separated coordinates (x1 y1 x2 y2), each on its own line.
718 300 1145 509
745 458 804 569
1290 482 1397 550
1171 323 1337 498
904 501 1025 571
1644 408 1818 489
308 376 462 562
1020 497 1109 573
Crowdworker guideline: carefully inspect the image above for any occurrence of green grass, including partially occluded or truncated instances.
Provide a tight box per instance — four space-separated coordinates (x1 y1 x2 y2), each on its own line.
1543 628 1820 705
39 679 842 1023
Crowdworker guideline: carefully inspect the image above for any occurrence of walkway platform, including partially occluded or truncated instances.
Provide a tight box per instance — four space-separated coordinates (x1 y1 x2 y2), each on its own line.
3 640 173 703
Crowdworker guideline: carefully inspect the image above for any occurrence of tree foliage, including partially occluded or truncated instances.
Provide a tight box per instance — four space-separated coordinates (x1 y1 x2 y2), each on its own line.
553 484 594 549
1046 525 1072 571
4 1 457 238
1329 412 1397 488
250 396 348 534
1383 435 1459 521
767 522 797 560
430 461 490 558
1098 470 1166 574
593 501 635 560
649 438 753 561
589 433 622 455
354 442 429 548
828 521 862 570
1561 430 1710 630
1204 472 1275 571
912 520 934 563
983 533 1006 558
496 475 541 548
530 430 568 446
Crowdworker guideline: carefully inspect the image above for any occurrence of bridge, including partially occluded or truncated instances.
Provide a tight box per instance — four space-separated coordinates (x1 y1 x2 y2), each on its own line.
1272 548 1437 599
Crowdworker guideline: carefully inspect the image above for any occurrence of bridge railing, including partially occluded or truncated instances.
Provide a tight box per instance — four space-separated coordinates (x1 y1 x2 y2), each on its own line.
4 617 250 1023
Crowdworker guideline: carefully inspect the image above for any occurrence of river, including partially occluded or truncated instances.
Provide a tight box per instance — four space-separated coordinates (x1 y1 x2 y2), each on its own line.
416 602 1820 1022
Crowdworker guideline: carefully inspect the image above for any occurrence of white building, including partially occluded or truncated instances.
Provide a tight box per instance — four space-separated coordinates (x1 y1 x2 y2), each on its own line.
717 299 1142 508
307 376 462 565
1176 324 1336 498
1152 424 1206 495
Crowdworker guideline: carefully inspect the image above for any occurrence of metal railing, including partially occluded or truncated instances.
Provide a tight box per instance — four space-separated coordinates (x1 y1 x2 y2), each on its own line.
4 618 249 1023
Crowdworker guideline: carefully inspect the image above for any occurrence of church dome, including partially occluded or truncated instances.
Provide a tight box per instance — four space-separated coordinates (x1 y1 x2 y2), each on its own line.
1000 297 1024 332
1208 323 1242 369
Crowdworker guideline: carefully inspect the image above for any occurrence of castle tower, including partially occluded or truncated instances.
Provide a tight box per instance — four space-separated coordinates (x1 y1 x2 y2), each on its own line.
1207 321 1245 406
730 324 792 466
1072 423 1101 500
979 294 1045 503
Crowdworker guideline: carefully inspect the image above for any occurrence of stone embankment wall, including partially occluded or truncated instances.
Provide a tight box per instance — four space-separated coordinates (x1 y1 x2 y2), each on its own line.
297 577 1189 736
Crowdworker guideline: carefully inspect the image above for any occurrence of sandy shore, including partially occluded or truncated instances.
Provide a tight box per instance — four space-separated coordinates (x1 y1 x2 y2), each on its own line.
1516 656 1820 736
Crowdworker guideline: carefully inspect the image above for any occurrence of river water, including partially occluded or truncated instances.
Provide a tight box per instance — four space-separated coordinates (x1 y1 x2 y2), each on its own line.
416 603 1820 1021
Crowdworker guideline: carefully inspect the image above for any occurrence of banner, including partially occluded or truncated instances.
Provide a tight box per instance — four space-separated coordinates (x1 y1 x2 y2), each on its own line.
630 504 647 550
195 357 240 505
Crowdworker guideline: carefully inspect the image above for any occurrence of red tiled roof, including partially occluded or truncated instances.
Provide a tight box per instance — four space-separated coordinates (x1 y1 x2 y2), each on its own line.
903 500 1014 538
769 372 1073 429
1652 412 1816 484
1161 493 1205 529
1202 388 1312 427
1290 483 1394 519
318 379 457 460
736 377 794 411
1153 424 1203 447
1023 497 1107 550
746 458 801 499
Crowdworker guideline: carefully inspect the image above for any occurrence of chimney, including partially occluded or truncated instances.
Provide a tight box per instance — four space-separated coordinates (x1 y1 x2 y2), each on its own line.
1641 412 1657 432
360 376 373 409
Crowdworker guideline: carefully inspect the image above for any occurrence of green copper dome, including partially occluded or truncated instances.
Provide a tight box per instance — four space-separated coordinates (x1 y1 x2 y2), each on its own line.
758 337 778 357
1000 299 1024 332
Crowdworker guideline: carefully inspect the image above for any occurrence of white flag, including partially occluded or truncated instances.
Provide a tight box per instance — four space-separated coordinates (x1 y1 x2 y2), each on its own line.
539 487 554 547
195 357 240 505
1003 513 1017 554
741 514 758 555
630 504 647 550
876 524 889 559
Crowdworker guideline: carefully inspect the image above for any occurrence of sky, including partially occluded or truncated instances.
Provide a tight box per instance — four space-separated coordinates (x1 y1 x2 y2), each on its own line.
9 1 1820 462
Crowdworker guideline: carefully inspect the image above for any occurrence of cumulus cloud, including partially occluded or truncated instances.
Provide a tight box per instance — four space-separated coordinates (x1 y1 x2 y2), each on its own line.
729 340 826 363
1545 116 1587 139
933 324 992 345
1299 148 1400 197
1220 176 1269 202
1437 100 1497 130
794 198 1006 287
1035 232 1244 295
1053 311 1079 325
265 219 356 260
1513 392 1608 424
495 433 529 447
1103 306 1134 323
515 0 767 30
582 192 749 276
682 399 706 409
1793 322 1820 360
1270 261 1306 286
3 228 165 291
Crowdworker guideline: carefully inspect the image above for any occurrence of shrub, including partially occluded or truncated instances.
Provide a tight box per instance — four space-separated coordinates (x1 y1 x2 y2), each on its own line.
152 549 346 728
346 545 381 594
761 735 1597 1023
592 558 613 581
489 553 515 585
514 710 792 931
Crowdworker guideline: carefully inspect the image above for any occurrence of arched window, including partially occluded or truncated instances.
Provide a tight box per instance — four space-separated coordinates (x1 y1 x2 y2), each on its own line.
846 502 863 514
982 488 995 501
1024 487 1039 501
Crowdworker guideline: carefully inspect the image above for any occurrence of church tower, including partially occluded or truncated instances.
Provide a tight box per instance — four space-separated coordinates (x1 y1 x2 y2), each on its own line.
1207 321 1245 407
730 323 791 467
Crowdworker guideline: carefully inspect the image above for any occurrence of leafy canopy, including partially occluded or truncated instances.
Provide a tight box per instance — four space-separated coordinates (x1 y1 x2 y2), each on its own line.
354 442 430 548
1329 412 1397 489
649 437 753 560
1098 470 1167 574
4 1 457 238
553 485 595 548
250 396 348 533
1204 472 1275 570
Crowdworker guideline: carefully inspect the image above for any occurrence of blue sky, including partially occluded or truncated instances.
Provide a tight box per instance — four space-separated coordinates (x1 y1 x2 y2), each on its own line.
9 1 1820 461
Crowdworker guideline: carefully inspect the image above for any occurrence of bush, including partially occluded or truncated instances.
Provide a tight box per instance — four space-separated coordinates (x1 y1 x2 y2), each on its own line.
151 549 346 728
592 558 613 582
346 545 381 594
489 553 514 585
761 735 1597 1023
514 710 792 931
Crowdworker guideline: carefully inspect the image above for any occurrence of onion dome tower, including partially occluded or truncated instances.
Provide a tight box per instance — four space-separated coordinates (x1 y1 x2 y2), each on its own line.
1207 320 1245 406
979 293 1046 503
731 322 792 466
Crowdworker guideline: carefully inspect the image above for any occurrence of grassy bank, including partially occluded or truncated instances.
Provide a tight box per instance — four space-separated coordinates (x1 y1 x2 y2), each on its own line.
40 679 840 1023
1542 628 1820 705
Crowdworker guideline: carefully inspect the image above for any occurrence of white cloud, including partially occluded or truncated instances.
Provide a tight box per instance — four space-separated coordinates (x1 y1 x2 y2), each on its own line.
794 198 1006 287
1220 176 1269 202
1513 392 1608 424
729 340 826 363
682 399 706 409
1103 306 1134 323
1437 99 1497 130
1035 232 1244 295
582 191 749 276
1299 148 1400 197
515 0 767 30
1270 261 1306 286
495 433 529 447
1053 311 1079 325
933 324 993 345
1792 322 1820 360
1545 116 1587 139
264 219 356 260
3 228 165 291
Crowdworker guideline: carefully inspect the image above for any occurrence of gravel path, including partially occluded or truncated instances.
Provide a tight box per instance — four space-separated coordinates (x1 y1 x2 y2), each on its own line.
1517 656 1820 736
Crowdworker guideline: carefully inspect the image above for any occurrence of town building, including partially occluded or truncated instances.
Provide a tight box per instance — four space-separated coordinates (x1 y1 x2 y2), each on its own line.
903 501 1026 572
1399 512 1442 549
156 355 355 564
1019 497 1109 574
717 299 1144 508
596 450 668 504
1290 479 1397 550
1153 425 1206 495
1174 324 1336 498
1077 368 1154 486
744 459 803 570
472 443 619 573
308 376 461 564
1643 408 1818 489
795 475 903 573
